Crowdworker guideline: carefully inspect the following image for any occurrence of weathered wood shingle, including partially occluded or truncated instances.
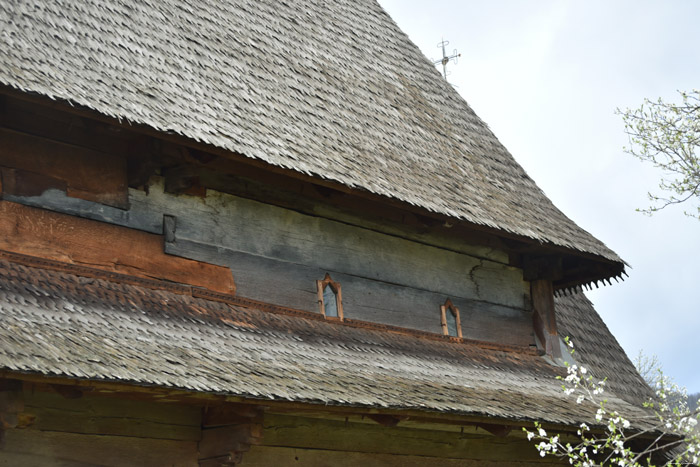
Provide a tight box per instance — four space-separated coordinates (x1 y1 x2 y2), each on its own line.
0 0 621 264
0 256 651 427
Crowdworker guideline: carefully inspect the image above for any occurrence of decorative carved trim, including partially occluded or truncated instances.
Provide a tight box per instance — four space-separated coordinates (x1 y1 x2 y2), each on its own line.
440 298 462 338
316 273 344 320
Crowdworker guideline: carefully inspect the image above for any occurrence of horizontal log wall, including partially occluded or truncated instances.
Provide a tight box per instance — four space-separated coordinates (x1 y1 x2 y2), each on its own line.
238 413 561 466
6 177 533 344
1 112 533 344
1 388 200 466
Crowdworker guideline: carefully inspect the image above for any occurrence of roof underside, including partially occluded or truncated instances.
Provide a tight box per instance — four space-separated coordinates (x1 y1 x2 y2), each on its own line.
0 255 651 426
0 0 621 265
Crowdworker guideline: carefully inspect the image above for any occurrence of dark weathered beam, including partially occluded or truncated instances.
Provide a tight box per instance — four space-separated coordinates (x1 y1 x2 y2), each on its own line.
0 127 129 209
531 280 562 360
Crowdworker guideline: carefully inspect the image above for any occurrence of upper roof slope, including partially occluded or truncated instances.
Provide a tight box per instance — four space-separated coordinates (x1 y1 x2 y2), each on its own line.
0 0 620 263
0 254 650 426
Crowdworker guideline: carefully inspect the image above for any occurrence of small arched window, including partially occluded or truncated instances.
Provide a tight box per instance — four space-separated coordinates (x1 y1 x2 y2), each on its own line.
440 298 462 338
317 273 344 320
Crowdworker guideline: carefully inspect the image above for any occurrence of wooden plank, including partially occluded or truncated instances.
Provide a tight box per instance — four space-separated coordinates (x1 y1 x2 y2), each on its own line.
22 390 201 441
1 95 133 158
0 200 235 294
531 280 561 359
1 428 198 467
164 162 511 263
0 379 23 430
165 243 534 346
258 414 554 462
4 175 527 310
174 192 526 309
3 187 163 234
0 127 128 209
239 446 558 466
131 177 528 310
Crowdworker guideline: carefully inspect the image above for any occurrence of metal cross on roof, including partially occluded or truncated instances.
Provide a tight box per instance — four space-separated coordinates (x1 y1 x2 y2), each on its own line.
433 39 461 80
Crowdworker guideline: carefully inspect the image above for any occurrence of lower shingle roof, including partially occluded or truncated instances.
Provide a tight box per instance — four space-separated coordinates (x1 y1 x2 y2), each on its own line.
0 254 651 427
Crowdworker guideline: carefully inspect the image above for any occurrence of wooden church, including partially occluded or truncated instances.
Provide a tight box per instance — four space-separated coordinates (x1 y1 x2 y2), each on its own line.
0 0 654 465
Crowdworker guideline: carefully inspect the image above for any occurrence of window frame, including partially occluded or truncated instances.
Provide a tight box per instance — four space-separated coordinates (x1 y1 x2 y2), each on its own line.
316 273 344 320
440 298 462 338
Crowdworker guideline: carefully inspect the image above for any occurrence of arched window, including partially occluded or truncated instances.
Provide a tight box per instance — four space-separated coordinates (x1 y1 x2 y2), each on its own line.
440 298 462 338
317 273 343 320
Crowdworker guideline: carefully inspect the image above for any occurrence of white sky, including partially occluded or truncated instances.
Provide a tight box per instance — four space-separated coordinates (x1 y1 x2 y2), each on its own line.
378 0 700 392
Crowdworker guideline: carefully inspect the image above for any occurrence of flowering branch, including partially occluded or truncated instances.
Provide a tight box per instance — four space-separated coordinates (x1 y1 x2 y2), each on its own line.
524 338 699 466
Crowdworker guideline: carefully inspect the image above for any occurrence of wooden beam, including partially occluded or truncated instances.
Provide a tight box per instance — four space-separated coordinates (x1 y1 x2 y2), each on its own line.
522 255 563 282
0 127 129 209
531 279 562 360
0 200 235 294
2 371 584 437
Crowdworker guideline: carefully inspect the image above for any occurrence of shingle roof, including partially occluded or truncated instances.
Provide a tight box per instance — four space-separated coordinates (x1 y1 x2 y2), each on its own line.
0 255 651 426
0 0 621 264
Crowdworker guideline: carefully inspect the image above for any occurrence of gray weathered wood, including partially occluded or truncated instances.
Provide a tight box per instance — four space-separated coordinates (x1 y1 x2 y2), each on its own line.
3 189 163 234
6 176 532 341
165 241 533 345
138 178 528 308
7 178 525 307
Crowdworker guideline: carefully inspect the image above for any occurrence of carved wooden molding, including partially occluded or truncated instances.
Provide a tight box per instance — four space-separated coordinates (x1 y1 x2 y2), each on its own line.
316 273 344 320
440 298 462 338
199 404 264 467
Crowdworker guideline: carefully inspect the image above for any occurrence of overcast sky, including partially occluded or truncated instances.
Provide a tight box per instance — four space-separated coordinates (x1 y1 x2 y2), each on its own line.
378 0 700 392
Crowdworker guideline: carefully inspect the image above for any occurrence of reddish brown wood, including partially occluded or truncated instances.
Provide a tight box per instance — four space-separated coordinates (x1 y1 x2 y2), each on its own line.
1 167 67 197
0 201 235 294
1 128 129 208
440 299 463 338
317 273 344 320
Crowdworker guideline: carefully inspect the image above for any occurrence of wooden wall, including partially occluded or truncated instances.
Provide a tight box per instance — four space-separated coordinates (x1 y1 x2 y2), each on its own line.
0 95 534 346
0 383 564 466
239 413 562 466
1 388 201 466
